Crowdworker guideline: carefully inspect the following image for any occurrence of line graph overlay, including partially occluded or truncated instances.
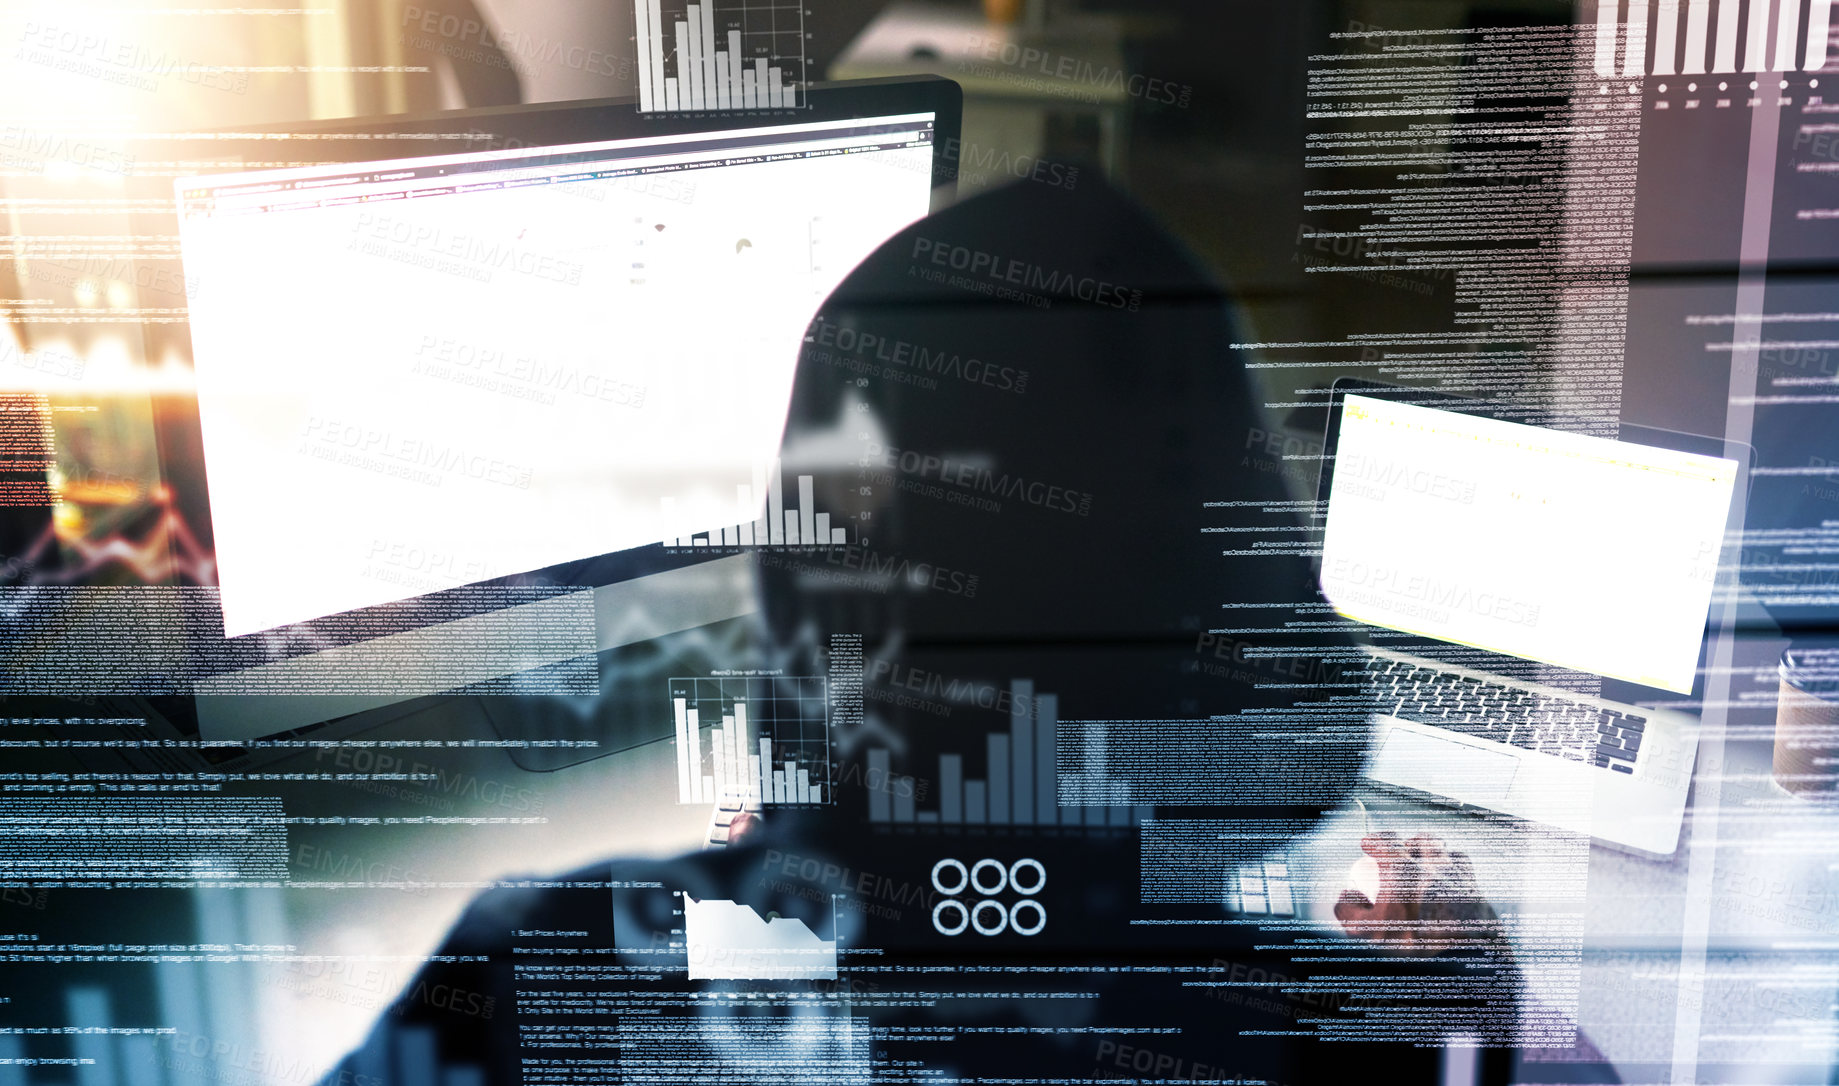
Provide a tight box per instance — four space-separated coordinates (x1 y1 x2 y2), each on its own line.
683 894 838 980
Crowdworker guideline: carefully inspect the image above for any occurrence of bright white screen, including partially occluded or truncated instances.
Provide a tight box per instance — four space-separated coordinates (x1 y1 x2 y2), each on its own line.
1319 394 1738 693
177 114 935 636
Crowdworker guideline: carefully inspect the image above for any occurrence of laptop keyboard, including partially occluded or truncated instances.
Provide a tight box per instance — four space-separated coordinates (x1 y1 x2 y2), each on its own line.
1367 658 1644 774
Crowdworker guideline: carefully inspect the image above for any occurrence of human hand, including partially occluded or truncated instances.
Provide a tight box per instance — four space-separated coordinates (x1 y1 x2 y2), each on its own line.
1332 832 1502 956
728 810 763 847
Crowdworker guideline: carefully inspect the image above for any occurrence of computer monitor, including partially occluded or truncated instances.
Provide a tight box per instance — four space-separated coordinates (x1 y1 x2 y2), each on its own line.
113 77 959 741
174 81 957 638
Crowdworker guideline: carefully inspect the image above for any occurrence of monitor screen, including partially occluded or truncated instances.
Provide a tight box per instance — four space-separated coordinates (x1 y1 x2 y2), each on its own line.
174 112 937 636
1320 393 1739 693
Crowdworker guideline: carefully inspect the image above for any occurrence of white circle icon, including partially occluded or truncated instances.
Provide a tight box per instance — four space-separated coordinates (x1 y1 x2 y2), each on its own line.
931 857 1046 936
931 858 969 895
932 899 969 936
970 858 1008 896
1010 899 1047 936
971 899 1009 936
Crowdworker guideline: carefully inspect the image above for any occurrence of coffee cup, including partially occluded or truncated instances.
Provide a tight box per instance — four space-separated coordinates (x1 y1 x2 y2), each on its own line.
1773 647 1839 794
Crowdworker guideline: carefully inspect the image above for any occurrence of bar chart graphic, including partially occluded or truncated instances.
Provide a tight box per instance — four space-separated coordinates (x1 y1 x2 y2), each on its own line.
662 458 852 548
634 0 809 112
1592 0 1836 76
865 679 1144 828
673 675 832 805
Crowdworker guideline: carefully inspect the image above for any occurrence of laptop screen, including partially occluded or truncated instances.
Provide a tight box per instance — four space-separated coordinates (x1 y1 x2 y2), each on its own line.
174 111 937 637
1319 393 1739 694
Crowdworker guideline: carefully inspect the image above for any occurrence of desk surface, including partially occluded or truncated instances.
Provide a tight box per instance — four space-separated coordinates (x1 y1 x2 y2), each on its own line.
254 618 1838 1085
1275 624 1839 1082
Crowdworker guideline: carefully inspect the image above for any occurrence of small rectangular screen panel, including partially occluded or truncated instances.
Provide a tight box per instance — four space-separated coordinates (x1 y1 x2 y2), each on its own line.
1321 394 1737 693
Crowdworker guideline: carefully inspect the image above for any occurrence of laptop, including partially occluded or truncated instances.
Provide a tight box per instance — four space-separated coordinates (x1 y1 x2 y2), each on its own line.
1316 380 1746 856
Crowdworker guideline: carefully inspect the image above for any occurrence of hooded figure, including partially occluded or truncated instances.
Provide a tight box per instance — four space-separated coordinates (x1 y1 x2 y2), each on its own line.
316 174 1532 1086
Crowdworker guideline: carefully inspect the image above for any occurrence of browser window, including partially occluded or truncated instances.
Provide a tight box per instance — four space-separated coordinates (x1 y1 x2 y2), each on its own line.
174 113 936 636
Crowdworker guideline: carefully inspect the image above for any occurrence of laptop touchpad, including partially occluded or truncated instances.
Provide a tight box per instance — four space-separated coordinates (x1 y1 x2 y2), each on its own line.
1371 728 1520 801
